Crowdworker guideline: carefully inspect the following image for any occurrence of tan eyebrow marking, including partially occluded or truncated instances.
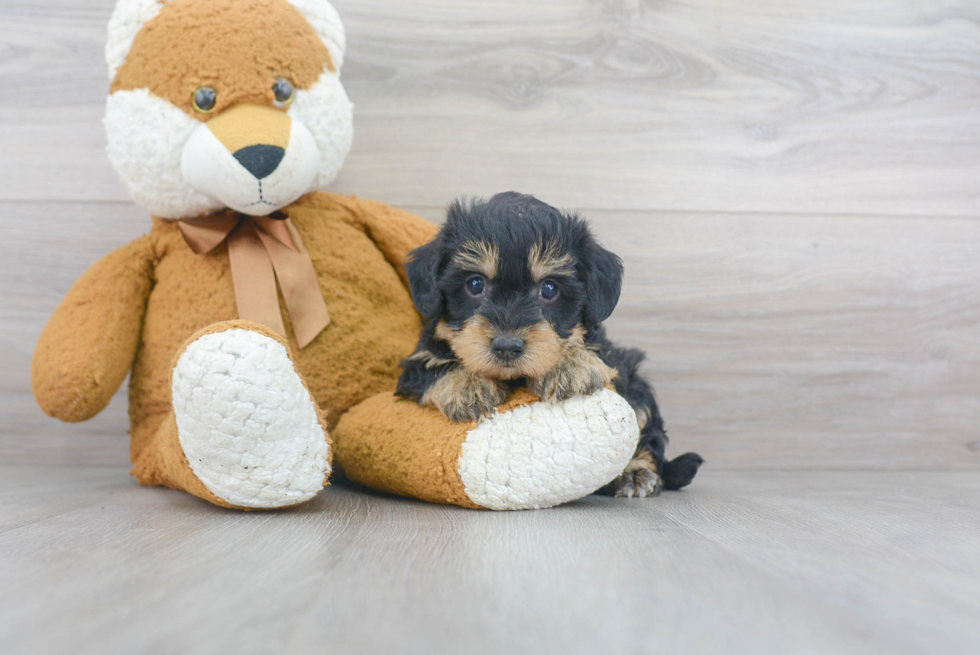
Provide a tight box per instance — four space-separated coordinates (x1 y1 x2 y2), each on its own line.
529 242 575 281
452 240 499 278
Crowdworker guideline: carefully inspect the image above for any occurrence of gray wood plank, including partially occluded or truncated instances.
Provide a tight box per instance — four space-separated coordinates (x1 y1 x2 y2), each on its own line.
1 467 978 655
0 201 153 465
596 209 980 470
4 202 979 469
1 0 979 214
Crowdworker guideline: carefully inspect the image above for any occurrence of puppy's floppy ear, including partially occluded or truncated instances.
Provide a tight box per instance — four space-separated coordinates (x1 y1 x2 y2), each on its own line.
406 238 444 318
580 237 624 327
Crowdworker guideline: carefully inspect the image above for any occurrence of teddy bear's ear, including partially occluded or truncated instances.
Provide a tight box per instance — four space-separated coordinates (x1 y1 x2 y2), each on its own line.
286 0 347 71
105 0 166 81
105 0 347 82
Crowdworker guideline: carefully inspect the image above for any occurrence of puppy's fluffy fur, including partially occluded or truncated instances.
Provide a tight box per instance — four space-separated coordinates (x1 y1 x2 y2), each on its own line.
397 193 702 496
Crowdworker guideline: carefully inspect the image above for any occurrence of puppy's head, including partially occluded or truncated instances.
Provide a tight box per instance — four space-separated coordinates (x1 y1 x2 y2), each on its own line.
407 193 623 379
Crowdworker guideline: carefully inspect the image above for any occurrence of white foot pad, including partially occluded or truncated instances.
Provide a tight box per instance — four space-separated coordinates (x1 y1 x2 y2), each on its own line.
172 329 330 508
458 388 640 510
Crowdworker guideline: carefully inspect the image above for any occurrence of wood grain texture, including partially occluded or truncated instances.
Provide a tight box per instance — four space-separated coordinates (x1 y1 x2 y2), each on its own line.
4 3 980 652
0 201 146 465
0 0 979 213
1 467 979 655
598 210 980 469
5 200 980 468
4 202 980 468
2 0 979 469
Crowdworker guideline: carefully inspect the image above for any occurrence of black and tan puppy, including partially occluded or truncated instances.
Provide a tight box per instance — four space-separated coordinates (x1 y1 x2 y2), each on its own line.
397 192 702 497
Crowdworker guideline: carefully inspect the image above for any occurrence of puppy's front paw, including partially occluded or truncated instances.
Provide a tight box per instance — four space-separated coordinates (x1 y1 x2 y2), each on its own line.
423 368 508 422
530 348 616 402
600 450 663 498
605 467 663 498
442 394 499 422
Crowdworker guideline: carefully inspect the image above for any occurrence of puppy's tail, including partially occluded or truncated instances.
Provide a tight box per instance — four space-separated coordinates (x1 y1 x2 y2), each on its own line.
660 452 704 491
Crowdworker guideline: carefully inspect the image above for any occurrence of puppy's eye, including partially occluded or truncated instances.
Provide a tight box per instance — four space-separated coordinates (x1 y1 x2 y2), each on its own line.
465 275 486 297
272 78 295 107
192 87 217 113
539 280 559 301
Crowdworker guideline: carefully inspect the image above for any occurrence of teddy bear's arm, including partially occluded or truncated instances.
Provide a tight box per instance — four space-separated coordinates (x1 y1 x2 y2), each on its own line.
32 236 156 423
349 197 440 287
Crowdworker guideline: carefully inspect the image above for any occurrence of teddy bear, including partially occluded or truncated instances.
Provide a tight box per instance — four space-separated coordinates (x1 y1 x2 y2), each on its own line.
31 0 641 511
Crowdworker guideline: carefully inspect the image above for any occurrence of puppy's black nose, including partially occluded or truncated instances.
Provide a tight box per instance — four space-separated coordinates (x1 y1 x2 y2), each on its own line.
234 144 286 180
491 336 526 362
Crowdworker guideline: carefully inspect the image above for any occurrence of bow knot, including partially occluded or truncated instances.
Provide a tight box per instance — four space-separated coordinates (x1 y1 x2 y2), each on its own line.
178 212 330 348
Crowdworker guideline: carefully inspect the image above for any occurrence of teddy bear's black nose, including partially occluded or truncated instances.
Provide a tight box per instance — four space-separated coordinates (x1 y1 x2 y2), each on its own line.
233 144 286 180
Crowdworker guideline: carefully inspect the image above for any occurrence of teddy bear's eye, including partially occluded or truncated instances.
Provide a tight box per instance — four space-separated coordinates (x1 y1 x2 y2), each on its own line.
272 78 295 107
192 87 217 114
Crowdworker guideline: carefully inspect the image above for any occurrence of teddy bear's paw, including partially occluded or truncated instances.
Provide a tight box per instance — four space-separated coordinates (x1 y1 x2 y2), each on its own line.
171 328 330 509
456 388 640 510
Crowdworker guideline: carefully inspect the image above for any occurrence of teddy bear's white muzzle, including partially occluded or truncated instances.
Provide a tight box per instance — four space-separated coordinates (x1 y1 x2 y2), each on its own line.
181 114 321 216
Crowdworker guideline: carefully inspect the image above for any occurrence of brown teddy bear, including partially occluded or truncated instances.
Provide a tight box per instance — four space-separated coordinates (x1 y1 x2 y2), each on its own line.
32 0 640 510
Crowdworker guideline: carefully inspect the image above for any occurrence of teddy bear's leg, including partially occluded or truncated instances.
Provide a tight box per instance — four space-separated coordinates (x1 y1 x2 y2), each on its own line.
133 321 331 509
332 388 640 510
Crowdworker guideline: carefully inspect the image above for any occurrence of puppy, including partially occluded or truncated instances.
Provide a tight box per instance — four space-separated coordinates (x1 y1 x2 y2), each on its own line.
396 193 703 496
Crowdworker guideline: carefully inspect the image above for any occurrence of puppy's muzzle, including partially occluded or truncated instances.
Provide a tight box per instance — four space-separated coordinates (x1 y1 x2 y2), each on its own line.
491 335 526 363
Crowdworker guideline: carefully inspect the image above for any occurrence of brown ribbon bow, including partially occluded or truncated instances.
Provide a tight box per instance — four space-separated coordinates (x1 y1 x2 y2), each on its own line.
179 212 330 348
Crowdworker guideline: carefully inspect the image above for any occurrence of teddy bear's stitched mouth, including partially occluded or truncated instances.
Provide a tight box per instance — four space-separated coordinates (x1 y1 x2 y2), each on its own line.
243 179 277 209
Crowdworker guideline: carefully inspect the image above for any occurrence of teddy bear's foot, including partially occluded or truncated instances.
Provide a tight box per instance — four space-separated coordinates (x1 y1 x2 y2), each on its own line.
456 389 640 509
333 388 639 510
169 323 331 509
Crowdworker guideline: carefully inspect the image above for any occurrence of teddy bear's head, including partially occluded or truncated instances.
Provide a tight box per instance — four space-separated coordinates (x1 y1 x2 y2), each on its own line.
104 0 353 218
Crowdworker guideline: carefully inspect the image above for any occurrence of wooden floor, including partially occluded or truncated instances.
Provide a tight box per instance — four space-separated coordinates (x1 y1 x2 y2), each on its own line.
2 0 979 469
1 466 978 655
2 1 980 652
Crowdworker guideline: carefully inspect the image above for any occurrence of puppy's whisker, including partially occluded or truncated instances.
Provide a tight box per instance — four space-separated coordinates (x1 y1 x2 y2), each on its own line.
437 317 565 380
406 349 456 369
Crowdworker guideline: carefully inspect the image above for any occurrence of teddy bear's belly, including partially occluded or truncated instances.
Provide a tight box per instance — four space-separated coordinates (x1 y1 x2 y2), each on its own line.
127 213 421 462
